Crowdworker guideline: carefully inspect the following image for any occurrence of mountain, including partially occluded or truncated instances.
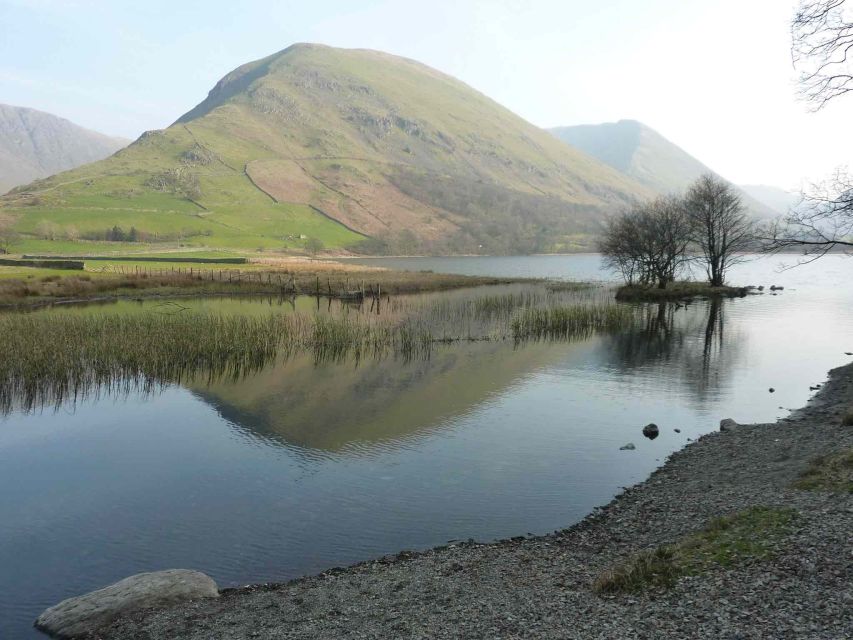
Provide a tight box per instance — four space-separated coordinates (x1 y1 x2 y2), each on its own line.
739 184 801 216
0 104 128 194
0 44 651 255
548 120 777 216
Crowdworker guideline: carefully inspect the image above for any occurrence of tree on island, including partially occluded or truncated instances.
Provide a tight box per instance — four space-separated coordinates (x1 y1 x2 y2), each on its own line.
601 175 754 288
598 195 692 289
763 0 853 259
684 174 754 287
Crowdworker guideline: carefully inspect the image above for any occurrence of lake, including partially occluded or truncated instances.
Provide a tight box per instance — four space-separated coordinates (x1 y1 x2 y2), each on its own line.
1 254 852 638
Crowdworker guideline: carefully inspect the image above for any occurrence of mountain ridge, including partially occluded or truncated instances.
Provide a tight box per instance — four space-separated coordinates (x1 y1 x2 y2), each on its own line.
549 119 779 216
0 104 128 195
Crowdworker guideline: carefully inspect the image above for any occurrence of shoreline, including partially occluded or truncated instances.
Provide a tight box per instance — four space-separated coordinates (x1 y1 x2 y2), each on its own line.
93 361 853 639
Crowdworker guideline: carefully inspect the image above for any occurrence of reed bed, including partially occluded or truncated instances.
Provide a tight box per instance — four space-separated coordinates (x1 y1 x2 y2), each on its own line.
511 304 639 342
0 282 636 414
0 313 295 414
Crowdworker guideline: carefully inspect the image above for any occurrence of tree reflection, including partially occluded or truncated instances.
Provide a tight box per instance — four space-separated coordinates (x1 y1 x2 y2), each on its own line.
605 298 743 405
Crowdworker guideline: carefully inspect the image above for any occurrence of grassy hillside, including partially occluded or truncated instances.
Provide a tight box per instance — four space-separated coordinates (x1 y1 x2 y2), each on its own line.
549 120 777 216
0 44 651 256
0 104 128 194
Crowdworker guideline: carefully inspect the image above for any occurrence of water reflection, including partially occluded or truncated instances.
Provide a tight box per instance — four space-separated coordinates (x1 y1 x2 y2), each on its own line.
605 299 744 407
192 340 567 452
0 285 616 416
0 293 745 428
194 300 742 453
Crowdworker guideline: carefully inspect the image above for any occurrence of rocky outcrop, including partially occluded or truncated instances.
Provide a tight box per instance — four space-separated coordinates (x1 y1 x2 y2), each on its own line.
35 569 218 638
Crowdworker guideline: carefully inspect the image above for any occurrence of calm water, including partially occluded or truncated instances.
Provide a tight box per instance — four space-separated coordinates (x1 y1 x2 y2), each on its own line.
2 254 852 638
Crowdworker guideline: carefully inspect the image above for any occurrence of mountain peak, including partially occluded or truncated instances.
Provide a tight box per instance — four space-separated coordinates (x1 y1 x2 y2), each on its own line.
3 45 651 254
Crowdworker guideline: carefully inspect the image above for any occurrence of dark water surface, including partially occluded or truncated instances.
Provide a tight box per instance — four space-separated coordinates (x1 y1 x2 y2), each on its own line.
2 254 852 637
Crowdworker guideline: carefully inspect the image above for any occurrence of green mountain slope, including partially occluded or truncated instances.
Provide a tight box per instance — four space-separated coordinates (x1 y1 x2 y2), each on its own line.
1 44 651 255
0 104 128 194
549 120 777 216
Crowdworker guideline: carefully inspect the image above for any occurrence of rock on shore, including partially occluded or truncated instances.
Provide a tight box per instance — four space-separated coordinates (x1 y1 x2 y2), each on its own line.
35 569 218 638
86 363 853 639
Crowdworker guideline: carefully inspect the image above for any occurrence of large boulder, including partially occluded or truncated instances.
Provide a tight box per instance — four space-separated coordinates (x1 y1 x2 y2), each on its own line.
35 569 218 638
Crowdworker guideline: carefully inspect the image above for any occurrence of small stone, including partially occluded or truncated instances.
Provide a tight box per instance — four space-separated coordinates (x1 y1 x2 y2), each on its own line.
35 569 218 638
619 443 636 450
769 388 776 393
674 428 681 433
642 423 660 440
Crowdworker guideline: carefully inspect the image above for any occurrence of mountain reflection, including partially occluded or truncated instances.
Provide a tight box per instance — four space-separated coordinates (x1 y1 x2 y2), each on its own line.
191 340 566 452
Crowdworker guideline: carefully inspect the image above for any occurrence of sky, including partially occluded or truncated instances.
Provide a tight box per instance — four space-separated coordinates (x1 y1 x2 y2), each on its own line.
1 0 850 188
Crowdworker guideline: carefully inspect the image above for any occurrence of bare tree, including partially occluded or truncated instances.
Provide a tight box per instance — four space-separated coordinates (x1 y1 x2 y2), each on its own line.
763 169 853 259
767 2 853 258
599 196 692 289
761 0 853 262
684 174 754 287
792 0 853 109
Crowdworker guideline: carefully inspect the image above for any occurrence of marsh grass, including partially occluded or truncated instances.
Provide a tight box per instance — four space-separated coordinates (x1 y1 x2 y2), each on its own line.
0 282 636 413
593 506 799 594
511 304 637 342
0 313 294 414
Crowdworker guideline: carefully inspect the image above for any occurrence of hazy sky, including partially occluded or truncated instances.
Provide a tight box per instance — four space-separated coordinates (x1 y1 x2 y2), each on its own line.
1 0 850 187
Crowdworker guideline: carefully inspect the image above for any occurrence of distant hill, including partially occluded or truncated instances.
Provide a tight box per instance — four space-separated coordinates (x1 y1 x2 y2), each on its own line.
0 104 127 194
739 184 801 216
549 120 777 216
0 44 651 255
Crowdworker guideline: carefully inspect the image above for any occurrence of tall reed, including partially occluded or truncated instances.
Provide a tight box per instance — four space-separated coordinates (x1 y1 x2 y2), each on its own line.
0 283 635 414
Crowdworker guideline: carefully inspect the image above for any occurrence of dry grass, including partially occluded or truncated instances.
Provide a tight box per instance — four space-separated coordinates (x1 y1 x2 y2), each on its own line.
0 263 520 306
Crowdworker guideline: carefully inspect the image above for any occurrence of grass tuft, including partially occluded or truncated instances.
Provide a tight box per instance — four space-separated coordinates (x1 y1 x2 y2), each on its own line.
593 506 799 594
793 448 853 493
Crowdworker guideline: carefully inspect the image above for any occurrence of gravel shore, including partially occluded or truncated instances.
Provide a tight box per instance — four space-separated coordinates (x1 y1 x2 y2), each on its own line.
94 362 853 639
